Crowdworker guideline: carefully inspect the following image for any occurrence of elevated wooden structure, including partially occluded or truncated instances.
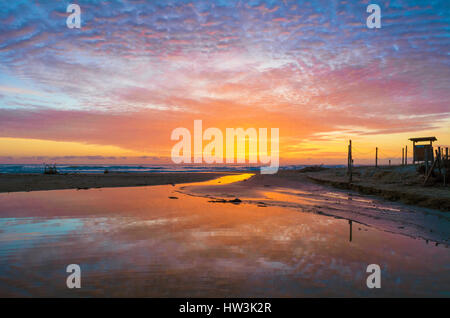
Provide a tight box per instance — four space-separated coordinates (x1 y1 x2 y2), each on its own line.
409 137 436 164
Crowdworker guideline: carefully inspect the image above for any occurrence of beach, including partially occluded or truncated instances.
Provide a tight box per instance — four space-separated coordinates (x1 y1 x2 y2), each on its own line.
0 167 449 211
303 166 450 211
0 171 449 297
0 172 229 193
2 0 449 303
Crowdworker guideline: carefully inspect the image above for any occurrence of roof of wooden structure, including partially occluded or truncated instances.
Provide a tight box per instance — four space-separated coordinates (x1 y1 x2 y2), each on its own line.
409 136 437 142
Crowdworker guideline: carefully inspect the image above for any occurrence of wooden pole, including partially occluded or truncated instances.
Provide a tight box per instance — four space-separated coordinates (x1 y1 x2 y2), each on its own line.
402 148 404 166
436 149 442 175
347 144 350 175
405 145 408 165
375 147 378 168
424 158 437 185
348 140 352 183
444 147 448 186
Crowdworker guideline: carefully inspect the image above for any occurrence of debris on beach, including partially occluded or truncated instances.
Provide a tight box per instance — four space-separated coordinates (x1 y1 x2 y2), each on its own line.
208 197 242 204
168 196 178 199
208 199 227 203
297 165 328 173
43 164 58 175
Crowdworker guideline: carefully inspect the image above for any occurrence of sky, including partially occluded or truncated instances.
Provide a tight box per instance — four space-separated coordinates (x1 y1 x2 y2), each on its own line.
0 0 449 165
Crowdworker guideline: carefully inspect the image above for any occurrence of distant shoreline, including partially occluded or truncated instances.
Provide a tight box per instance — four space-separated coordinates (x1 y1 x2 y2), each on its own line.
0 163 346 174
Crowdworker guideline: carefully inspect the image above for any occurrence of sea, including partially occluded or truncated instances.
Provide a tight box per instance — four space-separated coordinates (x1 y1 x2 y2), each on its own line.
0 164 345 174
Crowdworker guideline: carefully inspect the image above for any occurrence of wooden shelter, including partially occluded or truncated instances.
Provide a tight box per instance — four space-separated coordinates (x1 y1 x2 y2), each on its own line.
409 137 436 164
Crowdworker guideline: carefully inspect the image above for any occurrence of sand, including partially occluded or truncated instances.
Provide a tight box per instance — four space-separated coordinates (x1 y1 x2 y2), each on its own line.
0 172 231 193
178 171 450 243
301 166 450 211
0 166 448 211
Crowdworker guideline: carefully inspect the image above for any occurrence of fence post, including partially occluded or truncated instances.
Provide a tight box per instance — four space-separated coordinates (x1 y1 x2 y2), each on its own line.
405 145 408 165
444 147 448 186
402 148 404 166
348 140 352 183
375 147 378 167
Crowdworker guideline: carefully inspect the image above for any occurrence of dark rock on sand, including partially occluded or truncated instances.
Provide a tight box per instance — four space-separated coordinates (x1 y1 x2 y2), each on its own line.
208 198 242 204
208 199 227 203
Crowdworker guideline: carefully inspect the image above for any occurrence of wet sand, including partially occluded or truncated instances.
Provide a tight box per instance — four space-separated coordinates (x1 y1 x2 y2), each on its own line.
180 173 450 244
0 172 230 193
0 173 449 297
302 166 450 211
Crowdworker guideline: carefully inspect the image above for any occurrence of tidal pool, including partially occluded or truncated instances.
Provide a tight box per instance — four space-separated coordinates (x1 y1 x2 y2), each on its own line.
0 174 449 297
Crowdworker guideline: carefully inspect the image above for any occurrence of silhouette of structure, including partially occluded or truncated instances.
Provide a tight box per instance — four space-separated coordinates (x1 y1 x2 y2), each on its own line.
409 137 437 164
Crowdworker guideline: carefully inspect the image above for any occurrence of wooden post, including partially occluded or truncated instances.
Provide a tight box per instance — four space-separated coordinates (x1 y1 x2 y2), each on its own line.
425 147 429 175
348 140 352 183
389 159 391 166
424 158 437 185
402 148 404 166
347 143 350 175
405 145 407 165
375 147 378 167
444 147 448 186
436 148 442 175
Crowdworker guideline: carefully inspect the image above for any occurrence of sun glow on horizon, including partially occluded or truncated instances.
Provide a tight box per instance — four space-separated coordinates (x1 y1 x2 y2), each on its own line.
0 1 449 164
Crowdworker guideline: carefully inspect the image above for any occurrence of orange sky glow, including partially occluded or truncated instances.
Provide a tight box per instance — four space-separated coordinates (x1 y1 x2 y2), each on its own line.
1 1 449 166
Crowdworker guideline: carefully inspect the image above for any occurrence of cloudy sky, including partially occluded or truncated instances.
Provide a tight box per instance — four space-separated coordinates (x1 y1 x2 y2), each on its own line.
0 0 449 164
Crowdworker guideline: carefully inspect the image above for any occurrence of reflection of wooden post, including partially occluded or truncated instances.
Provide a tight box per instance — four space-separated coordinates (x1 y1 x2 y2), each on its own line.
405 145 408 165
375 147 378 167
349 220 353 242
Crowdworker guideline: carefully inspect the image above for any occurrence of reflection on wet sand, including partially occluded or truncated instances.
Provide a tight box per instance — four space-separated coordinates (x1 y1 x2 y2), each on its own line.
0 174 449 297
349 220 352 242
181 174 450 244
